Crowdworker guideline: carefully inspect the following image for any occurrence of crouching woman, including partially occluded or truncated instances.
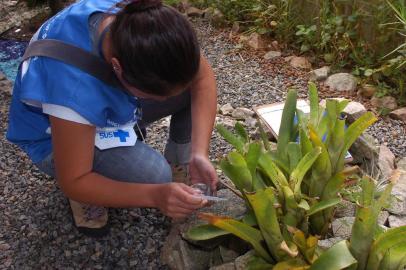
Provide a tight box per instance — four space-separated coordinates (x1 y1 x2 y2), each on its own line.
7 0 218 236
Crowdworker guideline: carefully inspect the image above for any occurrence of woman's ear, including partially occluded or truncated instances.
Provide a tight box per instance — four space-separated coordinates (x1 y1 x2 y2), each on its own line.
111 57 123 77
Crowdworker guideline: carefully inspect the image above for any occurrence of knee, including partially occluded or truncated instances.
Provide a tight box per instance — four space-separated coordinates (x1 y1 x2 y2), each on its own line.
148 156 172 184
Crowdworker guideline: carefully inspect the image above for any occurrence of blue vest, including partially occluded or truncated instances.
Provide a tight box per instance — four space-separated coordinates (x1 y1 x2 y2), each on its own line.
7 0 140 163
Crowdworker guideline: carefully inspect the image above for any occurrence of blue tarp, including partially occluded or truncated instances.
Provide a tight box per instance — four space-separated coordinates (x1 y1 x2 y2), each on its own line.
0 40 28 80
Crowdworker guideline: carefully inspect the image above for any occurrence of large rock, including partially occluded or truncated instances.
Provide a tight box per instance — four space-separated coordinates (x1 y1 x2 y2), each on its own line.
387 170 406 215
371 96 398 110
264 51 282 60
235 250 256 270
378 211 390 226
388 215 406 227
335 200 356 218
378 145 396 181
161 189 247 270
319 97 366 123
332 217 355 239
247 33 267 50
344 101 367 123
185 6 205 17
202 189 247 218
219 103 234 116
210 262 236 270
357 84 377 98
289 56 312 70
318 237 344 250
349 133 379 166
389 107 406 122
232 107 255 120
398 157 406 170
245 117 257 129
326 73 358 92
309 66 330 81
219 245 240 263
216 116 236 129
161 238 214 270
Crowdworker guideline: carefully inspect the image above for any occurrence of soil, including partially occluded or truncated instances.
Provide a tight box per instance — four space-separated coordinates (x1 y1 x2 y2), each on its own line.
0 0 74 41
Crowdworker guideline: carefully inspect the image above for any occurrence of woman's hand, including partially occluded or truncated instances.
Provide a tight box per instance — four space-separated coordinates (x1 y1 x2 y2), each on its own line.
155 182 207 219
189 154 218 193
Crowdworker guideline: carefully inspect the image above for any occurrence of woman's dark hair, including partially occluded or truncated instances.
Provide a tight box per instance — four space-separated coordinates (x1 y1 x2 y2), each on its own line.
110 0 201 96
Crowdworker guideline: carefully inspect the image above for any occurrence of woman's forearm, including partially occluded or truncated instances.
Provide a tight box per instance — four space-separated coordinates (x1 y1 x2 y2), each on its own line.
190 55 217 157
59 172 163 208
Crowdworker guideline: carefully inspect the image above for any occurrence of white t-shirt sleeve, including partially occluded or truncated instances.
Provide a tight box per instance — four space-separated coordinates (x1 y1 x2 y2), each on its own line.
42 103 93 125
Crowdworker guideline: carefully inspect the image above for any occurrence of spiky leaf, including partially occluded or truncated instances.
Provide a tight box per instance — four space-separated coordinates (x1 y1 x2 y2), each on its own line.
310 241 357 270
307 198 342 216
216 124 245 153
185 224 230 241
198 213 274 263
235 121 249 144
366 226 406 270
246 188 286 260
291 147 321 195
277 89 298 163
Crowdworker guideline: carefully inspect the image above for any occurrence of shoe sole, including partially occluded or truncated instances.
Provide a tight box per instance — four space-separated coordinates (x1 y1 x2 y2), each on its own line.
67 199 111 238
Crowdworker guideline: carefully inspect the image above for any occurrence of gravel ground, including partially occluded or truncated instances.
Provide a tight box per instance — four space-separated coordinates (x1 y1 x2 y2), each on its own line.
0 18 405 270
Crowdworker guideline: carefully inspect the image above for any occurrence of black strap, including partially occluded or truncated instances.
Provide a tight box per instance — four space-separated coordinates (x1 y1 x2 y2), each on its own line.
22 39 123 89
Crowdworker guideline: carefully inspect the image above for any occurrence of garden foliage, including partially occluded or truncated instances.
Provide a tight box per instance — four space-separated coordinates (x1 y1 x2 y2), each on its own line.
186 0 406 104
186 83 406 269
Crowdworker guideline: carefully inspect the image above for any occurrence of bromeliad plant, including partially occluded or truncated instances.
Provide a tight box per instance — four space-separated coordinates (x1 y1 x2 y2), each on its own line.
349 171 406 270
186 83 382 269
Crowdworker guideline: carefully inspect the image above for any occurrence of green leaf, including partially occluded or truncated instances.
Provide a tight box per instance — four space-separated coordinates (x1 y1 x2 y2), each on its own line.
235 121 249 144
185 224 230 241
322 167 358 200
298 199 310 210
366 226 406 270
282 185 301 227
277 89 298 163
287 142 302 173
258 152 289 189
362 176 375 204
242 210 258 226
307 198 342 216
378 241 406 270
308 126 332 198
246 188 286 260
198 213 274 263
349 205 376 270
216 124 245 153
247 255 275 270
374 178 395 216
228 151 248 167
310 241 357 270
291 147 321 195
327 119 346 174
337 112 377 167
257 120 271 151
308 82 319 128
246 143 262 178
220 156 252 192
273 258 309 270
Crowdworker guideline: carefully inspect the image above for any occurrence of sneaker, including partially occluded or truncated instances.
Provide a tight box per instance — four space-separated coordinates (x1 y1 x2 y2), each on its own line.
69 199 110 237
171 164 191 185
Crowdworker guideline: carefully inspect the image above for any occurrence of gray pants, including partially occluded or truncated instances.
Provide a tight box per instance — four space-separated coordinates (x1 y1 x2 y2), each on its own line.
35 91 191 184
